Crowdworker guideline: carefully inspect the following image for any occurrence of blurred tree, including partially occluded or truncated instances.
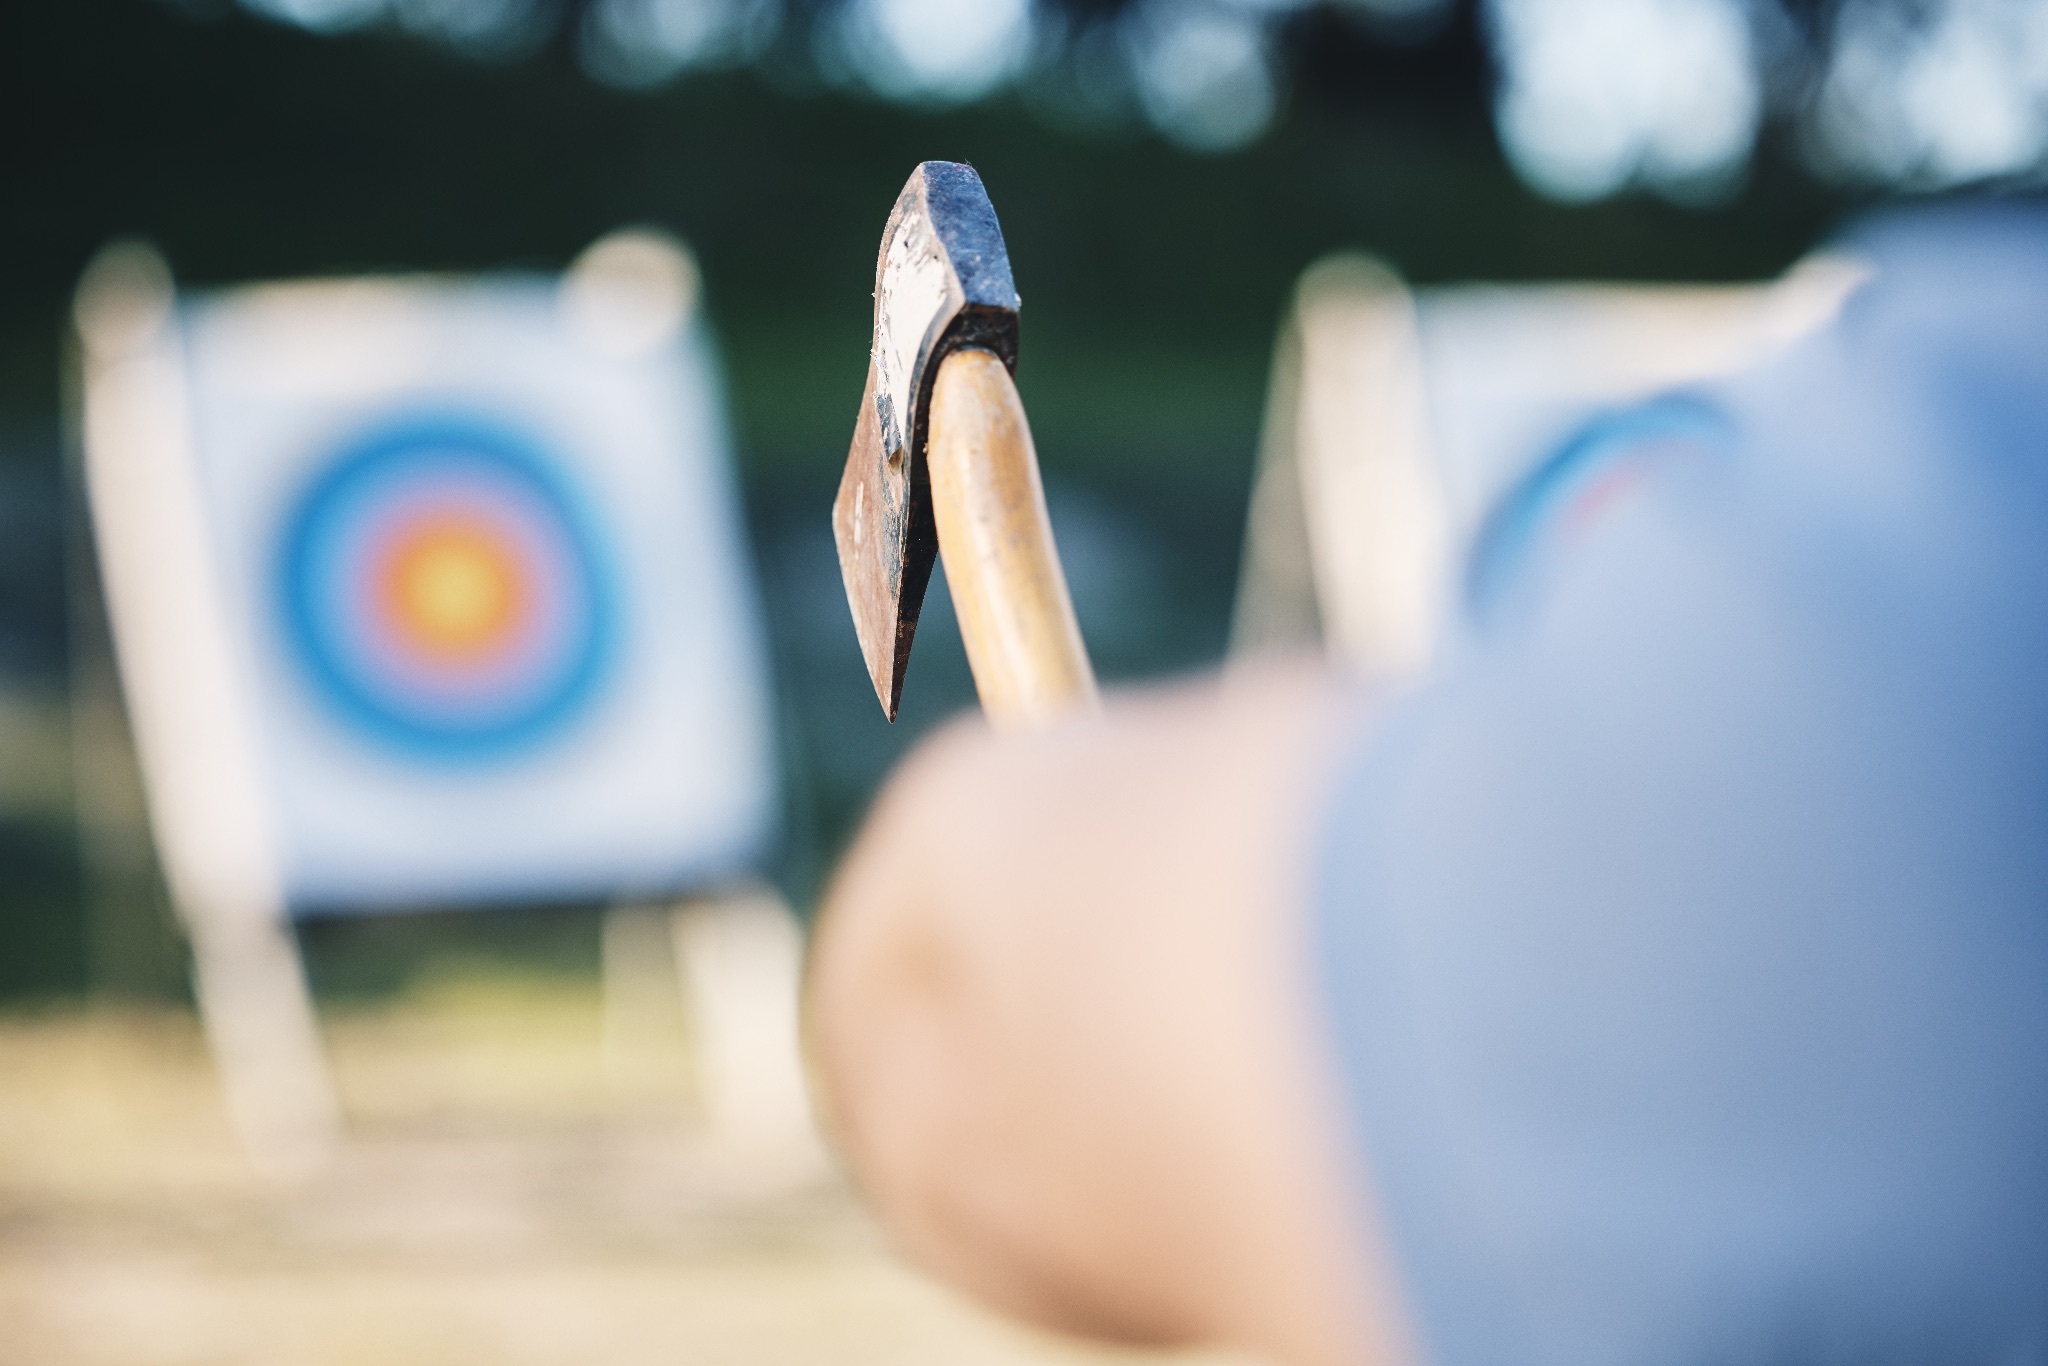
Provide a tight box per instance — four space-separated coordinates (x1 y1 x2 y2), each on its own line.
0 0 1856 996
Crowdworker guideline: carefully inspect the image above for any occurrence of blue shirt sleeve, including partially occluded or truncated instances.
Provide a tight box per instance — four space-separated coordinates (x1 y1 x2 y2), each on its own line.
1314 201 2048 1366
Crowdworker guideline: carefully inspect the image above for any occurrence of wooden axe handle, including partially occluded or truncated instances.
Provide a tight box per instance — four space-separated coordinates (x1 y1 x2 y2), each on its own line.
928 347 1098 729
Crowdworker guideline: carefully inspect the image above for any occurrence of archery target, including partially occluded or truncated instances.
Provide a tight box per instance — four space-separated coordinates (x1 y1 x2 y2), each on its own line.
157 257 778 913
279 416 616 761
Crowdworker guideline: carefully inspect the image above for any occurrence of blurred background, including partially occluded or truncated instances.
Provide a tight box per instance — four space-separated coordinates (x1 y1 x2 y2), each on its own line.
2 0 2043 1360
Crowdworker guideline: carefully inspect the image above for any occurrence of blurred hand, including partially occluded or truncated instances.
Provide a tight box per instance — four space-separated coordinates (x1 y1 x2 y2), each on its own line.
804 664 1415 1366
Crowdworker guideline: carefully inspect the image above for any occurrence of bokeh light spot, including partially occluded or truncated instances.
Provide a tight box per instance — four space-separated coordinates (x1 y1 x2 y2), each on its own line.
832 0 1036 104
1489 0 1759 203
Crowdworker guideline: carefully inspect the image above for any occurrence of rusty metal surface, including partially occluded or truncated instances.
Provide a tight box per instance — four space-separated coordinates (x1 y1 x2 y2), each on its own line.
833 161 1021 721
832 363 934 722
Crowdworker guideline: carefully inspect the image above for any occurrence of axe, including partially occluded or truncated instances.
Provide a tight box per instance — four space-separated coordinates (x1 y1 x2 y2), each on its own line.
833 161 1098 729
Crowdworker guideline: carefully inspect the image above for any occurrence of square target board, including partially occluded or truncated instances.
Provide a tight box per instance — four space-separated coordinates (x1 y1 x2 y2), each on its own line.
123 234 777 913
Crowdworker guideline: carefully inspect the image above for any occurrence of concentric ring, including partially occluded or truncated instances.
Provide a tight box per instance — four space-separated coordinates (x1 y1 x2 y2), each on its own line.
277 414 618 761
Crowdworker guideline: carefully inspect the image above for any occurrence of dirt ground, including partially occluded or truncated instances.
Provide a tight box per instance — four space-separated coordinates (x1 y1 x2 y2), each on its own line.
0 973 1242 1366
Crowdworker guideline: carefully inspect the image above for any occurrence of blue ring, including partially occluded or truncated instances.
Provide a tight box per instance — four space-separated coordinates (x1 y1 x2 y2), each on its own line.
277 413 619 763
1466 395 1733 614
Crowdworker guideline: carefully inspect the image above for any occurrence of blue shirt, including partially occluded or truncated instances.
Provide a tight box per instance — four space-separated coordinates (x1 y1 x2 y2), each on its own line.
1316 200 2048 1366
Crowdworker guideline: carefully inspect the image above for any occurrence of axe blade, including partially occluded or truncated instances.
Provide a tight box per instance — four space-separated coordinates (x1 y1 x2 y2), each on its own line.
833 161 1020 721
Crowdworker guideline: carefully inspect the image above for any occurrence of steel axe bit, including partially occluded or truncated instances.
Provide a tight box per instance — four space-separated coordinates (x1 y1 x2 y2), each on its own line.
833 161 1094 727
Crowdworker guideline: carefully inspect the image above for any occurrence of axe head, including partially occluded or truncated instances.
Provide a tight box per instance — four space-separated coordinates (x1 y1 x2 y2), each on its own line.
834 161 1020 721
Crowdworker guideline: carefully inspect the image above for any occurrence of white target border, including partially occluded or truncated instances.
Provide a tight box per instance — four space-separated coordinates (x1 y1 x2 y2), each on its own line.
170 266 778 913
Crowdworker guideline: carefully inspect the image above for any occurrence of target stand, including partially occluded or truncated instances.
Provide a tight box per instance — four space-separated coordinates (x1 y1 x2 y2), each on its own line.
1231 252 1871 680
73 233 796 1180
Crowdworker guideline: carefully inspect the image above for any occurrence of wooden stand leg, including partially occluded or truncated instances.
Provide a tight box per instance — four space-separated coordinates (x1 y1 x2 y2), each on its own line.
185 905 341 1183
670 885 825 1182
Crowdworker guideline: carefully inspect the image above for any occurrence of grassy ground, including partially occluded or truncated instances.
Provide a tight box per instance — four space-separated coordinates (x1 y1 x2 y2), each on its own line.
0 973 1242 1366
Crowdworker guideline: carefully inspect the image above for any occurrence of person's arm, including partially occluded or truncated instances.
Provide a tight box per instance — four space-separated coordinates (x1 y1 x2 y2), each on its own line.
804 665 1416 1366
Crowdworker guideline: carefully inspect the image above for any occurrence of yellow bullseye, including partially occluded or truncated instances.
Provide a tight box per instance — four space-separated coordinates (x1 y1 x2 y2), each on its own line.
380 518 529 663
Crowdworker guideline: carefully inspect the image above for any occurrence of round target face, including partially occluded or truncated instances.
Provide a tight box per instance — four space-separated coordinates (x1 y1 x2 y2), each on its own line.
278 416 618 761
